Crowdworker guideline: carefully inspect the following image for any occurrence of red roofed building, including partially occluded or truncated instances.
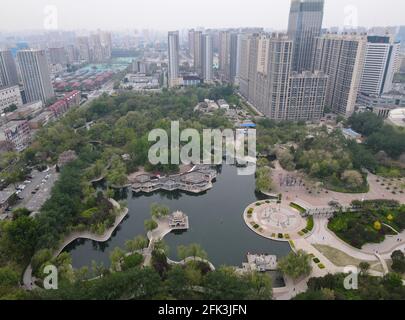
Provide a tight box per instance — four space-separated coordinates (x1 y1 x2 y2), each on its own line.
64 90 81 107
48 99 68 118
47 91 81 119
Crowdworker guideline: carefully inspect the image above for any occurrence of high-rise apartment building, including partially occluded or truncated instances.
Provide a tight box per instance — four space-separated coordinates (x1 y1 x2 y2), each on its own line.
287 71 328 120
359 36 401 96
48 47 67 66
287 0 324 72
188 29 195 57
313 33 367 116
219 31 239 83
76 36 91 62
238 33 327 121
202 34 213 82
0 50 19 87
17 49 55 104
168 31 181 87
219 31 231 81
237 34 252 97
193 31 203 76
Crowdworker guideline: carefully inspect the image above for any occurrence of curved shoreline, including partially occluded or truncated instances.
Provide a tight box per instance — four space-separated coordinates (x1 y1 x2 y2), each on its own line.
22 199 128 290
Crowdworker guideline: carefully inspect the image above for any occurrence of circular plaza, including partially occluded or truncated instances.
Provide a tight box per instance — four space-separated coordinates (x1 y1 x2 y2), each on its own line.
243 200 307 241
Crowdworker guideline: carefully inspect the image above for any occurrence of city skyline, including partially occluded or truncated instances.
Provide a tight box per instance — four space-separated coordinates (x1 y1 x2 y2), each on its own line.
0 0 405 32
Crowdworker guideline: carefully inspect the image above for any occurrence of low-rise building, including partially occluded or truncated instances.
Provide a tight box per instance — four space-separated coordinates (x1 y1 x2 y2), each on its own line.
48 90 81 119
386 108 405 127
182 75 202 87
194 99 219 113
168 211 189 230
6 101 43 120
342 128 362 142
28 110 55 129
0 188 17 214
357 92 405 117
242 254 277 272
0 85 23 113
57 150 78 169
0 120 31 152
217 99 230 110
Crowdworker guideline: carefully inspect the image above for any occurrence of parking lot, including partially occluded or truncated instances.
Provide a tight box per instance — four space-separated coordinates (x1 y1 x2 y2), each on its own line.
13 166 59 215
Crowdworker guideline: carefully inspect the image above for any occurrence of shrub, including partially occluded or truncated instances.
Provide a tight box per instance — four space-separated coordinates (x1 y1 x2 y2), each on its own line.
313 258 320 264
306 216 314 232
318 263 325 269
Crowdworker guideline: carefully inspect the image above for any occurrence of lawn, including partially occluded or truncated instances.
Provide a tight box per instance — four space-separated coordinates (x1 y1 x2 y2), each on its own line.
313 244 377 267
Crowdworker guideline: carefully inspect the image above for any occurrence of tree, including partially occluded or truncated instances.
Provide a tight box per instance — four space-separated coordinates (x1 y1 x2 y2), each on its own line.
151 249 169 278
106 156 128 187
244 272 273 300
382 272 403 291
165 265 191 299
150 203 170 219
177 244 208 261
144 219 158 232
203 267 250 300
154 239 170 256
0 267 19 287
255 167 272 193
277 149 295 171
109 247 125 272
122 253 144 271
0 215 40 264
278 250 312 280
373 221 382 231
342 170 364 189
391 250 405 274
3 103 18 113
359 262 370 275
348 112 384 136
125 235 149 252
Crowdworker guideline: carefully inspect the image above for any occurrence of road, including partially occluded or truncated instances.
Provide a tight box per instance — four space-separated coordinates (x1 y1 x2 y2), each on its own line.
13 167 59 215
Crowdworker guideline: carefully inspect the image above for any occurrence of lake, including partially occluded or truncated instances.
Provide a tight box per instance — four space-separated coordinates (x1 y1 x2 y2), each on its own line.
65 165 291 274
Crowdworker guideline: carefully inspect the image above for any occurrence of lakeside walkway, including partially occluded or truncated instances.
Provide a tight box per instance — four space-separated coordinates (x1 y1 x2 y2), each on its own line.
23 199 128 290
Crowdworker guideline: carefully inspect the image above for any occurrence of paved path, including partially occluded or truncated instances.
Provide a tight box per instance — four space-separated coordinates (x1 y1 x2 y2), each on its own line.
375 253 389 275
23 199 128 290
271 161 405 208
307 217 377 261
167 257 215 271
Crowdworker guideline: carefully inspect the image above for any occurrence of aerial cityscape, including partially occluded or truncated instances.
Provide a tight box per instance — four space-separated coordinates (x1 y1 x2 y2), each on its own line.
1 0 405 307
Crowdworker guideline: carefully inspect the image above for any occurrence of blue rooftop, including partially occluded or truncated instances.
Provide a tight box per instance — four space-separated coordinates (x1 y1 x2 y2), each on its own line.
239 123 256 128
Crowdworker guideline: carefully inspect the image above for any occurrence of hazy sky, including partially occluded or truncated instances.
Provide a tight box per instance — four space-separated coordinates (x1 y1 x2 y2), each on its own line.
0 0 404 31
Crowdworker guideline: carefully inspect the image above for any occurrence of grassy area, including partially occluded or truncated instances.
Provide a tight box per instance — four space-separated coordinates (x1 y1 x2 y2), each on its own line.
313 244 377 267
328 202 405 249
306 216 314 232
290 202 307 214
